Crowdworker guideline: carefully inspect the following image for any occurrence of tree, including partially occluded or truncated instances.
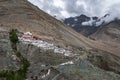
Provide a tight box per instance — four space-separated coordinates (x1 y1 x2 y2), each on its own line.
9 29 18 44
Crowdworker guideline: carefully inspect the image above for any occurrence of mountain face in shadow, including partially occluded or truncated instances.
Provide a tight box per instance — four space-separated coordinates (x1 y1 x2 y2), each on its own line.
64 14 99 36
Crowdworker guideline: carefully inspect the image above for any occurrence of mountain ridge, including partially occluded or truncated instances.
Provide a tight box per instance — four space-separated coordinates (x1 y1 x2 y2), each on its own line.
64 14 99 36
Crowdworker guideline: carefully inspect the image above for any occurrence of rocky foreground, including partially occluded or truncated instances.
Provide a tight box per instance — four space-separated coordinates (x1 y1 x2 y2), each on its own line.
0 31 120 80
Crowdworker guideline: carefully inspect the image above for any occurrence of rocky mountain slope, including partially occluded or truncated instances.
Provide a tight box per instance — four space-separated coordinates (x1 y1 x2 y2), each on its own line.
0 0 120 80
91 20 120 44
63 14 111 37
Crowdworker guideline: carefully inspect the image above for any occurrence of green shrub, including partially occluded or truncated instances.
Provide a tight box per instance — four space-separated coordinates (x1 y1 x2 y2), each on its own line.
0 29 30 80
9 29 18 44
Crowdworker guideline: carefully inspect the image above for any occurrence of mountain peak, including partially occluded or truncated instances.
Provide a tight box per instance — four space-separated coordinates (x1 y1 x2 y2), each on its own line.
79 14 90 19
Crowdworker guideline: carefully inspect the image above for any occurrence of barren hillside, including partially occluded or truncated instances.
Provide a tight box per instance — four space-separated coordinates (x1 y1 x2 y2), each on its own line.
0 0 120 80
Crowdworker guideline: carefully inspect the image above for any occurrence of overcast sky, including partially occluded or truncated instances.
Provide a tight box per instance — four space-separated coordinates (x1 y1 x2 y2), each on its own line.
28 0 120 21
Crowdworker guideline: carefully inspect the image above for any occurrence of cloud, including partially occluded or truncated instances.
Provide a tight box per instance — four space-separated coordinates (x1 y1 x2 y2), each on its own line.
28 0 120 24
82 2 120 26
82 18 96 26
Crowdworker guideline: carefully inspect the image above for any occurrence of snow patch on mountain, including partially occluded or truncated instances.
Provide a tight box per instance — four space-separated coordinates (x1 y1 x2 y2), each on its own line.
71 24 75 27
74 18 78 21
